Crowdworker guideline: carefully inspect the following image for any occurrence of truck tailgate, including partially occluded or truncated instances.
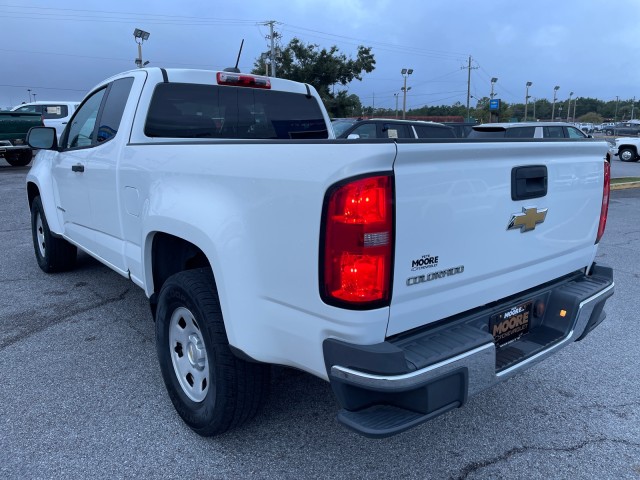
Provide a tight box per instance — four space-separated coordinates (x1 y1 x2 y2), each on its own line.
388 140 608 336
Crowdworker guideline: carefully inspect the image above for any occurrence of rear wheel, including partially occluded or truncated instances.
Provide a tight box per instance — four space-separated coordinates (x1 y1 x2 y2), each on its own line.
155 268 270 436
4 150 32 167
31 196 77 272
619 147 637 162
605 129 614 136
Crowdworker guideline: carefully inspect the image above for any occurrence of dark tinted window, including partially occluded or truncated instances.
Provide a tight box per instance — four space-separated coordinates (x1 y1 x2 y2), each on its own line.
381 123 413 138
145 83 328 139
97 77 134 143
42 105 68 119
505 127 536 138
543 126 565 138
467 128 506 138
414 125 456 138
15 105 41 114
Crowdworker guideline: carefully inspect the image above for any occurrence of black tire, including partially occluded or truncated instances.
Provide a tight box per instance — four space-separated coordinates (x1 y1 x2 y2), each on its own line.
155 268 270 436
4 150 32 167
619 147 637 162
31 196 77 272
605 129 614 136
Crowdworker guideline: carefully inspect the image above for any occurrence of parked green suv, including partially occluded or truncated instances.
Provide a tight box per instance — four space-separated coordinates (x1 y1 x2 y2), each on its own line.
0 112 42 166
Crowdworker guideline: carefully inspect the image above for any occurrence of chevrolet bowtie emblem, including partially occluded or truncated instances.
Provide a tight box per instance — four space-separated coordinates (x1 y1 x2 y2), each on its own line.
508 207 548 232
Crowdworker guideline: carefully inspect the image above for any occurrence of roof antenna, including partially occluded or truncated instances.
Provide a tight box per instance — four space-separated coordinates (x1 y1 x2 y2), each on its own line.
224 39 244 73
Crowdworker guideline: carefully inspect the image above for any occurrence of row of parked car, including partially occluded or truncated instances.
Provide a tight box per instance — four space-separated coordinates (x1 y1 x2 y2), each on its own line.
332 118 591 140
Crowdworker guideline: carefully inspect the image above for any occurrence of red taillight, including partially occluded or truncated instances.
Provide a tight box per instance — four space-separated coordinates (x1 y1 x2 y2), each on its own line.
216 72 271 89
321 175 394 308
596 160 610 244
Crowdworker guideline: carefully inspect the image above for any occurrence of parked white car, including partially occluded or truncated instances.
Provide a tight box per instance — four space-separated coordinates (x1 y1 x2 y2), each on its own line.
11 101 79 140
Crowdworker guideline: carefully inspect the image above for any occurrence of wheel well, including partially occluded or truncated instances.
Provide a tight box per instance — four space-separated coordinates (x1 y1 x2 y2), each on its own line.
26 182 40 208
151 233 210 297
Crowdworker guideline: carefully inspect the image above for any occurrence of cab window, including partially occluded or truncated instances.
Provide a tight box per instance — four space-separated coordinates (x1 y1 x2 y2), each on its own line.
64 88 106 149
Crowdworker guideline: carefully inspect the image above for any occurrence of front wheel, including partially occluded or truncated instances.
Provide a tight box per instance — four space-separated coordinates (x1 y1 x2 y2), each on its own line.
619 148 637 162
155 268 270 436
605 129 614 136
4 150 33 167
31 196 77 272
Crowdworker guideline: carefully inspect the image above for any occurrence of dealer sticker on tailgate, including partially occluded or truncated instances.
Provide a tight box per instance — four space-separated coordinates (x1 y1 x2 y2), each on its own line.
490 300 532 346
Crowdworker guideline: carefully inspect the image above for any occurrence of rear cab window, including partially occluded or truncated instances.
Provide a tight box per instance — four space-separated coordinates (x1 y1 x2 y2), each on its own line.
144 83 328 139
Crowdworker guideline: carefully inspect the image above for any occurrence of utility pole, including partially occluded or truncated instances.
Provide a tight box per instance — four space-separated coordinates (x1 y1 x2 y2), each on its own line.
524 81 532 121
264 20 279 77
463 56 477 121
615 96 619 122
632 96 636 120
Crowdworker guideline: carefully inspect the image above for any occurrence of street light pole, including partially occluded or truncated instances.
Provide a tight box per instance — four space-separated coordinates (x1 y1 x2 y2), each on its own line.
573 97 578 121
524 81 532 121
401 68 413 120
566 91 573 121
551 85 560 120
133 28 150 68
27 89 31 102
532 97 536 120
615 96 619 122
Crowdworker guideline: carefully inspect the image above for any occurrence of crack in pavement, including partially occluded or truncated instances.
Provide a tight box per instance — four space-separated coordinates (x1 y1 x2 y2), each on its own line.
452 437 640 480
0 287 132 351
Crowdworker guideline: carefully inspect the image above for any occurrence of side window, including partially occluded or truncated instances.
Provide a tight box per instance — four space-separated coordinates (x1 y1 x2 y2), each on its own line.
414 125 456 138
64 88 106 149
15 105 41 114
567 127 586 138
42 105 68 119
97 77 134 143
349 123 377 139
505 127 536 138
543 126 565 138
383 124 412 138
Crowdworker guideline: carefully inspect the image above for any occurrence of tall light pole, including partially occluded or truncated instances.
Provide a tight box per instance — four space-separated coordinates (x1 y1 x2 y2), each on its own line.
566 91 573 121
615 96 619 121
133 28 150 68
524 81 532 121
394 93 399 119
401 68 413 119
490 77 498 122
33 93 37 102
572 97 578 121
27 89 31 102
551 85 560 120
632 97 636 120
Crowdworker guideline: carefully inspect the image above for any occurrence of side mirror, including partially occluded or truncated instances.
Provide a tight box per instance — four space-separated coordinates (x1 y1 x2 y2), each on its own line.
27 127 58 150
346 133 360 140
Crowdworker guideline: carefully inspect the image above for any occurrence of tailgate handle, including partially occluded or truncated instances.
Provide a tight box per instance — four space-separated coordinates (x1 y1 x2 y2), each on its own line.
511 165 547 200
71 164 85 173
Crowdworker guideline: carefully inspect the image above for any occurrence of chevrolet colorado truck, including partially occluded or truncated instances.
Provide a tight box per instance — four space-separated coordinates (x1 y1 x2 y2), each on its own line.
26 68 614 438
0 111 42 166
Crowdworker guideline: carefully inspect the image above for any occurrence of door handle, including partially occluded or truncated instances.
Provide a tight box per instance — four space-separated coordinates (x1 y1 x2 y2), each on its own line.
71 164 85 173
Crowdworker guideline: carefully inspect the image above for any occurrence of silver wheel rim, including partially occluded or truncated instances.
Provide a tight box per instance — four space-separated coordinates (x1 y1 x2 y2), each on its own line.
621 150 633 161
169 307 210 402
35 211 46 258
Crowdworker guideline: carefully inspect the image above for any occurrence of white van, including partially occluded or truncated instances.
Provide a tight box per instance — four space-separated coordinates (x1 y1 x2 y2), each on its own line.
11 101 79 140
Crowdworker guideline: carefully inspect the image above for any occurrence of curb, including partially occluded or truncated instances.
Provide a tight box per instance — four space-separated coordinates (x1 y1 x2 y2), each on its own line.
611 181 640 190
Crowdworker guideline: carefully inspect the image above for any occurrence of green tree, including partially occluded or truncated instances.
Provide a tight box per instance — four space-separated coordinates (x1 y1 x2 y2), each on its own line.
578 112 603 124
252 38 375 117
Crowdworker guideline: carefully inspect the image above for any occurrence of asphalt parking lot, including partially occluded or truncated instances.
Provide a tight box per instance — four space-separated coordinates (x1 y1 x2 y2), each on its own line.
1 162 639 479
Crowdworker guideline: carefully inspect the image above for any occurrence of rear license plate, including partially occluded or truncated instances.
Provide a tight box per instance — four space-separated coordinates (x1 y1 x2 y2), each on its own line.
489 300 532 346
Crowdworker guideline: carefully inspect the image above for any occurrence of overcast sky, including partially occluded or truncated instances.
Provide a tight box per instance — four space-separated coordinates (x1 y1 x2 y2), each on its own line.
2 0 638 111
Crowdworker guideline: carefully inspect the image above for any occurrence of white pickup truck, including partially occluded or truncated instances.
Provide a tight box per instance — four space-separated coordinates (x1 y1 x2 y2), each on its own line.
26 68 614 438
612 136 640 162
